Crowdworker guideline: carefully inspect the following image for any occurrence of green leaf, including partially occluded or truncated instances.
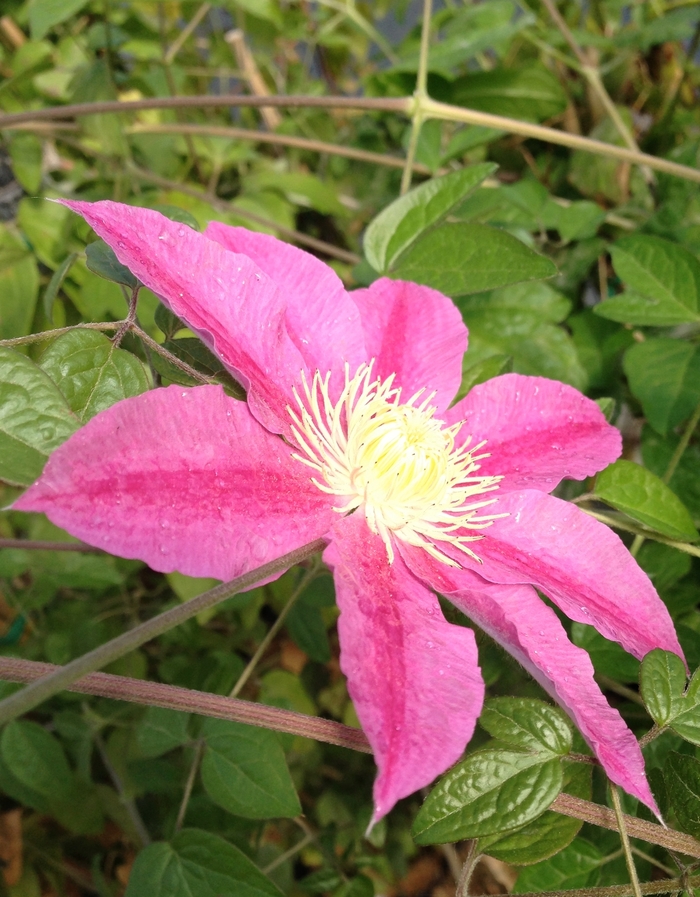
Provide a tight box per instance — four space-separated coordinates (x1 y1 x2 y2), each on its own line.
514 839 603 892
670 706 700 746
85 239 138 288
43 252 78 322
449 64 567 121
8 132 43 194
0 347 78 487
481 763 591 865
392 223 556 296
623 340 700 436
571 624 640 682
286 600 331 663
332 876 374 897
665 752 700 837
0 230 39 341
479 698 573 756
640 649 687 726
135 708 191 759
39 330 151 421
0 720 75 805
595 459 699 541
458 354 513 401
28 0 90 39
201 719 301 819
412 750 563 844
124 828 285 897
363 163 496 273
597 235 700 326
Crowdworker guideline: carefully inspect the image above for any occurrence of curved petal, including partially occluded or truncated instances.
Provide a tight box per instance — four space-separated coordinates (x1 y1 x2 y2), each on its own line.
400 544 658 813
205 222 366 381
61 200 304 435
459 490 684 663
445 374 621 492
324 514 484 825
14 385 335 581
350 278 467 414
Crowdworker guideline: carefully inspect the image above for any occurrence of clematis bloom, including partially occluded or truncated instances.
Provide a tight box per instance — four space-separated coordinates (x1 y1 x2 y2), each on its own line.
16 201 684 824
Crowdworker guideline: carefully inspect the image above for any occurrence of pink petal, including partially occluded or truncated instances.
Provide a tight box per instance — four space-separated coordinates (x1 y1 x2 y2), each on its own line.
205 222 366 381
350 278 467 414
445 374 621 492
14 385 334 581
461 490 684 663
60 200 305 435
401 545 658 813
324 514 484 825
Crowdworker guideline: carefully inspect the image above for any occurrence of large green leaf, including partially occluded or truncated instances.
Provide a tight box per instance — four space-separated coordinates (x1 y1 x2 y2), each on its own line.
513 839 604 892
135 707 192 760
0 720 75 806
201 719 301 819
596 235 700 325
640 649 687 727
28 0 91 39
363 164 496 273
623 340 700 435
39 330 151 421
85 239 139 288
0 348 79 487
124 828 285 897
595 459 699 541
392 223 556 296
449 64 567 121
479 698 573 756
412 750 563 844
665 752 700 838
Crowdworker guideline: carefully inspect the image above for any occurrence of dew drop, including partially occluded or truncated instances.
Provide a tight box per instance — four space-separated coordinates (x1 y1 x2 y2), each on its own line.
117 241 126 249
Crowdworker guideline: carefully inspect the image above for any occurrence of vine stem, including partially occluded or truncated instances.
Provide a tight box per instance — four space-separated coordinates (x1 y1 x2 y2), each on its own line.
400 0 433 195
172 561 321 833
2 94 700 183
579 508 700 558
610 785 643 897
0 539 326 726
455 841 481 897
1 656 700 857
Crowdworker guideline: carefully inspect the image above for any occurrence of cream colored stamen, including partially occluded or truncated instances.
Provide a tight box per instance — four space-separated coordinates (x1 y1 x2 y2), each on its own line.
287 361 504 566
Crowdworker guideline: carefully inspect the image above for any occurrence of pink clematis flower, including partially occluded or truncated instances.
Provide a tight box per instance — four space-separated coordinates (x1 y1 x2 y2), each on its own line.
16 201 683 824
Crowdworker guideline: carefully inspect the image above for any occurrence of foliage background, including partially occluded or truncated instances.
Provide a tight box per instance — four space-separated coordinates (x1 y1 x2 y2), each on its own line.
1 0 700 894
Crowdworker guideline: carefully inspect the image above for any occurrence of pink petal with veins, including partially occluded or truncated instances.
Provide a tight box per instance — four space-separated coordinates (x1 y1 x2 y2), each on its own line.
445 374 621 492
351 278 467 414
60 200 304 435
325 514 484 825
458 489 684 663
205 222 366 385
401 544 659 813
14 386 334 581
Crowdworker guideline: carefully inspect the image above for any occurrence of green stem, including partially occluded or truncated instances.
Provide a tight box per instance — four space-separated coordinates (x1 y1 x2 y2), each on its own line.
610 785 643 897
400 0 433 195
0 539 326 727
455 841 481 897
173 562 320 832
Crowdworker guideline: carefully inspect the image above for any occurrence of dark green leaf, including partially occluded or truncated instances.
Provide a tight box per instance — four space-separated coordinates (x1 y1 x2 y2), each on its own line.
0 720 75 805
39 330 151 421
300 869 344 894
665 752 700 837
479 698 572 756
124 828 285 897
85 239 138 288
458 354 512 401
570 624 640 682
514 839 603 893
0 347 78 486
201 719 301 819
154 303 186 340
135 707 191 759
363 163 496 273
392 223 556 296
286 600 331 663
412 750 563 844
149 205 200 230
598 235 700 325
623 340 700 436
595 459 699 541
332 875 375 897
640 649 687 726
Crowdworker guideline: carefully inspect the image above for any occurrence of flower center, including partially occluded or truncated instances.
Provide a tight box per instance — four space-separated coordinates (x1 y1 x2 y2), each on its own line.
288 362 503 567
